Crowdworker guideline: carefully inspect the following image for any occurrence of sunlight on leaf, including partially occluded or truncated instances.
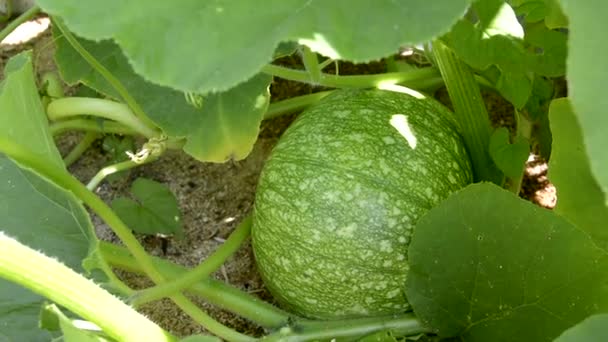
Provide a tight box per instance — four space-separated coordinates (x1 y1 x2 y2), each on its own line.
299 33 341 60
482 1 524 39
554 314 608 342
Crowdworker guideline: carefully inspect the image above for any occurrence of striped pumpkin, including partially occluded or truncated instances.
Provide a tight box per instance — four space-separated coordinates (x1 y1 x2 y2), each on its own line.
252 89 472 319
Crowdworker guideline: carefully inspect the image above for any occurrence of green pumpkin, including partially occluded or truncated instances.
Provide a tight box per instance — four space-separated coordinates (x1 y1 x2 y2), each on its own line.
252 89 472 319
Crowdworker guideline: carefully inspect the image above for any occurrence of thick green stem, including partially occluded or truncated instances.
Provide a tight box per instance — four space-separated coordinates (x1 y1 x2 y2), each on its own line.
266 314 431 342
433 40 503 184
63 131 98 167
264 91 333 120
132 216 252 306
47 97 158 138
99 241 291 329
262 64 441 90
0 138 253 341
0 5 39 42
50 118 138 136
52 18 159 132
0 232 175 342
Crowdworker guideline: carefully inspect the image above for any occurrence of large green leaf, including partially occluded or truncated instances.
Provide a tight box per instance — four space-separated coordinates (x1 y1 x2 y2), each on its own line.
38 0 471 93
554 314 608 342
0 156 96 341
558 0 608 199
548 98 608 249
0 53 100 341
183 73 271 162
53 30 272 162
0 52 63 169
406 183 608 341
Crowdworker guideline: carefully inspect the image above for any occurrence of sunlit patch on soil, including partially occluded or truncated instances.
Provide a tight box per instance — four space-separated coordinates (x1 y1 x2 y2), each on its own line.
1 17 49 45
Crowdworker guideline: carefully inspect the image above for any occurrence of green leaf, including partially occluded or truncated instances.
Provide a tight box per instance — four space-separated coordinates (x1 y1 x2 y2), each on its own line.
554 314 608 342
0 156 96 341
0 52 101 341
544 0 568 28
511 0 568 28
182 73 271 162
41 304 110 342
558 0 608 199
0 52 64 169
524 22 567 77
111 178 183 236
53 30 272 162
406 183 608 341
447 1 531 108
489 127 529 178
273 42 298 59
38 0 471 93
548 98 608 249
447 1 566 108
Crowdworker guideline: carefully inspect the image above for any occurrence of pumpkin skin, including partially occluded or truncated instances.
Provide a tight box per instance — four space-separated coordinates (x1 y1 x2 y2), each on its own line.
252 89 472 319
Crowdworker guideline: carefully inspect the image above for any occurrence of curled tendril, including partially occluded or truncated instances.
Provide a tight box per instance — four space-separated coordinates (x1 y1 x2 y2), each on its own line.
184 92 205 109
126 135 168 163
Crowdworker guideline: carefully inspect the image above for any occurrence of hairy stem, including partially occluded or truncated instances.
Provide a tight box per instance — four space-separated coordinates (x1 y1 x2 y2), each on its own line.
50 118 138 136
63 131 99 167
47 97 158 138
132 215 252 306
0 233 175 342
262 64 441 90
264 91 333 120
0 5 39 42
433 40 503 184
52 18 159 132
